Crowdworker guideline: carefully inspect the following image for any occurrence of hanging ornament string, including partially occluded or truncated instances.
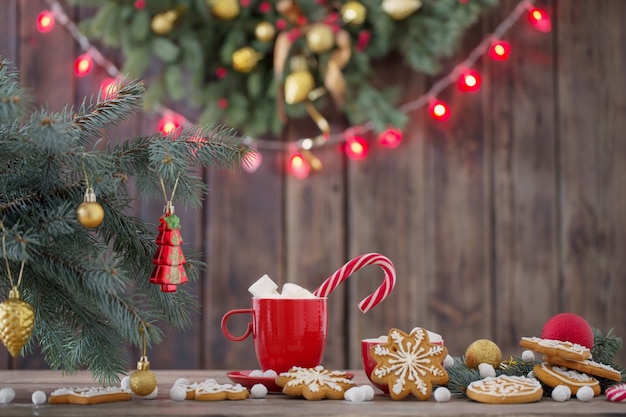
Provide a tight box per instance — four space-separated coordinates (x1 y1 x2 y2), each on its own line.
159 173 180 215
0 225 25 290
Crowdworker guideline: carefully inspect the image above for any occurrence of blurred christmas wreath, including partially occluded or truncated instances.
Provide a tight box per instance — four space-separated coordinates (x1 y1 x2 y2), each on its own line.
73 0 498 138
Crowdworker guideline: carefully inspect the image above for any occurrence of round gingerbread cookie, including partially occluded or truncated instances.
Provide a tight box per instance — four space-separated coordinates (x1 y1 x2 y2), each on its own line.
533 362 600 396
606 384 626 402
519 337 590 361
467 375 543 404
543 355 623 382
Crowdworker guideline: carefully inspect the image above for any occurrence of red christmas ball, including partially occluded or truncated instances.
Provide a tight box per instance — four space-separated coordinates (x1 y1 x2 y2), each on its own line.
541 313 594 349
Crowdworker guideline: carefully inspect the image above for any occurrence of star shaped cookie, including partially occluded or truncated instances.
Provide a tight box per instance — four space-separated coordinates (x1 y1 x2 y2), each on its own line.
275 366 355 400
370 327 448 400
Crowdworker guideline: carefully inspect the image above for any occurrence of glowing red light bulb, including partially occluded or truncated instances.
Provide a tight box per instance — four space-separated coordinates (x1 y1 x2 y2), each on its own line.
528 7 551 33
458 69 481 92
429 100 450 121
378 128 403 148
344 135 368 160
158 113 183 135
288 153 311 179
74 54 93 77
242 150 263 173
99 77 118 100
489 40 511 61
37 10 55 33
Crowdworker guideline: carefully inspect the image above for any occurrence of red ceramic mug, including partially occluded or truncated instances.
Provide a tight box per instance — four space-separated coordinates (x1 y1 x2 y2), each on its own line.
221 297 328 373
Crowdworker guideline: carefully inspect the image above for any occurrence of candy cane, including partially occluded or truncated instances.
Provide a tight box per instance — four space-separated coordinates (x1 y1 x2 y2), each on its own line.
313 253 396 313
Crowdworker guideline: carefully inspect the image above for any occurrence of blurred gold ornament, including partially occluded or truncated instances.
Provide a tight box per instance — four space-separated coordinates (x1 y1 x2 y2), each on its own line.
341 1 367 26
209 0 240 20
130 356 158 396
255 22 276 42
0 287 35 357
151 10 178 35
382 0 423 20
232 47 262 73
76 188 104 228
284 70 315 104
464 339 502 369
306 24 335 53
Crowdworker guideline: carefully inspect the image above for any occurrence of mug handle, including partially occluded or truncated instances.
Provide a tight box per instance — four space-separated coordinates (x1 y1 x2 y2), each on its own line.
221 309 254 341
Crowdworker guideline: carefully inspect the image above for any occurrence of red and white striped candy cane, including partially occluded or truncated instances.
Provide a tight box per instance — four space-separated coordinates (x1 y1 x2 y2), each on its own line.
313 253 396 313
606 384 626 402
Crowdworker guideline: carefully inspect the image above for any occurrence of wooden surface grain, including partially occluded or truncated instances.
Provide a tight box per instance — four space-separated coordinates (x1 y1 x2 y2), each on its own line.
1 370 626 417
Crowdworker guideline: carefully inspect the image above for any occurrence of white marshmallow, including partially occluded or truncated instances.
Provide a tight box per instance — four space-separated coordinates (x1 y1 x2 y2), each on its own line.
249 370 264 377
434 387 451 402
121 375 131 389
143 387 158 399
478 363 496 378
32 390 47 405
250 383 268 398
576 385 594 402
443 355 455 368
0 388 15 404
169 385 187 401
522 350 536 362
174 377 189 386
360 385 375 401
551 385 571 402
280 283 316 299
248 274 279 297
262 369 277 379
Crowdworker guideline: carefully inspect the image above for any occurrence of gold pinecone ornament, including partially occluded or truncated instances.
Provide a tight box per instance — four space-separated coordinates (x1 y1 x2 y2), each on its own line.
0 287 35 357
382 0 423 20
130 356 158 396
232 47 262 73
209 0 240 20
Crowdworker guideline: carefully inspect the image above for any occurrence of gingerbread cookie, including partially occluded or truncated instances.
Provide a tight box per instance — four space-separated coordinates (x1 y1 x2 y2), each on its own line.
606 383 626 402
519 337 590 361
543 355 622 381
49 387 132 405
466 375 543 404
533 362 600 396
275 366 355 400
370 327 448 400
194 380 249 401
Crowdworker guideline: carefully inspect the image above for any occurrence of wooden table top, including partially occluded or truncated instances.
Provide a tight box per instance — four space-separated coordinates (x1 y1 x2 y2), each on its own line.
1 369 625 416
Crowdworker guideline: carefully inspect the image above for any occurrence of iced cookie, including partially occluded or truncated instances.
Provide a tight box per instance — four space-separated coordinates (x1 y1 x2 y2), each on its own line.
466 375 543 404
370 327 448 400
275 366 355 400
533 362 600 396
49 387 132 405
543 355 622 381
194 380 249 401
519 337 590 361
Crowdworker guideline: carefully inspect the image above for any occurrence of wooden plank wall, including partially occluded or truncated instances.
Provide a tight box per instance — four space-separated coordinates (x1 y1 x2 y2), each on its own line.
0 0 625 373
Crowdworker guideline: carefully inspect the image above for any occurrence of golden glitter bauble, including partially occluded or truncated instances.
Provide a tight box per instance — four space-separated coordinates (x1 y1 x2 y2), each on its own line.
341 1 367 26
76 188 104 228
306 24 335 53
232 47 262 73
209 0 240 20
0 287 35 357
382 0 423 20
255 22 276 42
284 70 315 105
129 356 158 396
464 339 502 369
151 11 177 35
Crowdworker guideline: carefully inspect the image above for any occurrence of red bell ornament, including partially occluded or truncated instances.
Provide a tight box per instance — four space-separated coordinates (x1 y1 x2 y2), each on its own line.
149 204 188 292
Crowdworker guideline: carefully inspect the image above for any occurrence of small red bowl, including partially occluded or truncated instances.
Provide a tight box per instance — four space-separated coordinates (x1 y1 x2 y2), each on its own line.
361 338 389 394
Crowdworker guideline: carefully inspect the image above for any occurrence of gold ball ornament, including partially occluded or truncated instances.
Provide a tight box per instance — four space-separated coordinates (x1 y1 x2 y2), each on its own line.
0 287 35 357
341 1 367 26
208 0 240 20
76 188 104 228
306 24 335 53
382 0 423 20
464 339 502 369
284 70 315 105
255 22 276 42
151 11 177 35
232 47 262 73
129 356 158 396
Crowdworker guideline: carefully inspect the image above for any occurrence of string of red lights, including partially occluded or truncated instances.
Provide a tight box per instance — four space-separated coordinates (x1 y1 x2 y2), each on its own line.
38 0 551 178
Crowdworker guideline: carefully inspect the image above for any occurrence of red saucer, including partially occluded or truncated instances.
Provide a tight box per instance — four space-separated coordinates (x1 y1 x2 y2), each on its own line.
226 370 282 393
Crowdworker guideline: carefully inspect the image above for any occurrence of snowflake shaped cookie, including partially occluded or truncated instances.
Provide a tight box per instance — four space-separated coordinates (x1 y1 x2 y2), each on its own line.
370 327 449 400
275 366 355 400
